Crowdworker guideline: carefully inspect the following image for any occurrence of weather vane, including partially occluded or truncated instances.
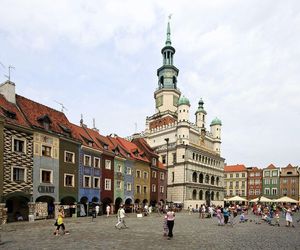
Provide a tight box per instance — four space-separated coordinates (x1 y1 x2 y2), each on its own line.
54 100 68 113
0 62 15 82
168 14 173 20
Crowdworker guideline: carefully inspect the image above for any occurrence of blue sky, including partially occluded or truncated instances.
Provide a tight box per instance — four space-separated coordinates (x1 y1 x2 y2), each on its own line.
0 0 299 168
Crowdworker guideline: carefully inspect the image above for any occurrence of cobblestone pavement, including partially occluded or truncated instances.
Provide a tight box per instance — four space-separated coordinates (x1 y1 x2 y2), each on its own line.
1 212 300 250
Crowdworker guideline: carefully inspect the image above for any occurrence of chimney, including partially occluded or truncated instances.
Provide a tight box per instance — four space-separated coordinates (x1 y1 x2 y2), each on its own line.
0 80 16 103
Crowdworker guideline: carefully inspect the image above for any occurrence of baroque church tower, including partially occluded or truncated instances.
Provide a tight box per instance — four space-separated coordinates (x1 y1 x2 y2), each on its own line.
144 18 225 209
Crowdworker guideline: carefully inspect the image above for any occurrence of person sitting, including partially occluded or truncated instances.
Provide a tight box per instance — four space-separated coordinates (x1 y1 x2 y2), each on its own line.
239 212 248 223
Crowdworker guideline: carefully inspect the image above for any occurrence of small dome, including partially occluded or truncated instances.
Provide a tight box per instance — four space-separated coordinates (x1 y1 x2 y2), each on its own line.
195 98 207 115
210 117 222 126
178 95 190 106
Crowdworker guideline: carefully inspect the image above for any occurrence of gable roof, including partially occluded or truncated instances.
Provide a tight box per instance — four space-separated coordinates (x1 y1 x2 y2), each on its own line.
0 94 29 128
266 164 277 169
16 95 73 137
224 164 247 172
107 136 129 159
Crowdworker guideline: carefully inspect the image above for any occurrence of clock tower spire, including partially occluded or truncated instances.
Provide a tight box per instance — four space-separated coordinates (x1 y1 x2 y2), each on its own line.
154 16 181 113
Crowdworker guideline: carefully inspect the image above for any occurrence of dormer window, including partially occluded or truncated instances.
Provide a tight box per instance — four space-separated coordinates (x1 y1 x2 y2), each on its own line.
37 114 52 131
59 124 71 136
104 144 108 150
2 108 16 119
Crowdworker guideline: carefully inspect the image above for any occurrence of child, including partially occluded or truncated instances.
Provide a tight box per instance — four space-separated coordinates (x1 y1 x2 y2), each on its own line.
274 212 280 226
163 215 168 236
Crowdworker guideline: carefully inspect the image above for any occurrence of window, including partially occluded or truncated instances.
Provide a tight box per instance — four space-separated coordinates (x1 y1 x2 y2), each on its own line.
116 180 121 189
136 185 141 194
265 188 270 195
255 179 260 185
235 190 239 195
126 182 132 191
292 189 295 195
42 145 52 157
12 167 26 182
84 176 91 188
160 186 164 193
94 177 100 188
272 178 277 184
105 160 111 170
255 172 260 177
41 170 52 183
235 181 239 188
249 180 254 185
152 171 157 178
224 174 227 178
64 174 74 187
94 157 100 168
172 153 176 163
236 173 239 178
265 179 270 185
282 188 287 195
230 174 233 178
255 189 260 195
84 155 91 166
13 138 25 153
136 170 141 178
291 179 296 183
229 190 233 196
250 173 254 177
272 171 277 176
265 171 270 177
229 181 233 188
172 172 174 182
160 173 165 180
117 164 122 173
126 167 132 175
104 179 111 190
272 188 277 195
249 189 254 195
162 155 166 164
143 171 148 179
241 181 245 187
152 158 157 166
143 186 147 194
241 190 245 196
64 151 75 163
152 184 156 192
241 173 245 177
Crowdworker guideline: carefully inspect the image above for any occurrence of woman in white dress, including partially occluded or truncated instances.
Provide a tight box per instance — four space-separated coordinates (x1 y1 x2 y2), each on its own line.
285 208 294 227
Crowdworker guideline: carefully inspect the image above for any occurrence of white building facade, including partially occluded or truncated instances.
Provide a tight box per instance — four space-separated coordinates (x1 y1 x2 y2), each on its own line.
143 20 225 208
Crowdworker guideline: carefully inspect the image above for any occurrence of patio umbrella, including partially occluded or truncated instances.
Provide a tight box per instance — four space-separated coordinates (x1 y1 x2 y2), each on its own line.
274 196 299 203
249 196 272 203
227 195 247 202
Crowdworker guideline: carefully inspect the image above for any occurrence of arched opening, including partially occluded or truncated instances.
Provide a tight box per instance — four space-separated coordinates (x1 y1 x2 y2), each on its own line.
36 195 55 218
60 196 76 217
211 176 215 185
199 173 203 183
211 191 215 201
142 199 148 207
199 190 203 200
216 177 220 186
102 197 113 214
216 192 219 200
192 189 197 200
125 198 133 213
150 200 157 207
5 193 30 222
115 197 123 212
205 175 209 184
92 197 99 203
192 172 197 182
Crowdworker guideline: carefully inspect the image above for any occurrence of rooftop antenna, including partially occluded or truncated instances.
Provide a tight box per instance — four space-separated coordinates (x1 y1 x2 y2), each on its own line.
134 122 137 133
54 100 68 113
4 65 15 82
93 118 96 128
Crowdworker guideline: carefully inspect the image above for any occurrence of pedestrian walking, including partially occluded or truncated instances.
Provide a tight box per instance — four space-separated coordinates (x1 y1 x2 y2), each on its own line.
53 207 69 236
106 205 111 217
285 208 295 228
166 208 175 240
115 205 128 229
223 206 229 224
95 204 100 216
274 212 280 226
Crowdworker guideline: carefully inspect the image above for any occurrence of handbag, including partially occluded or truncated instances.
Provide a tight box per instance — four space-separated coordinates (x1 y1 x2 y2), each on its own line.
54 219 58 226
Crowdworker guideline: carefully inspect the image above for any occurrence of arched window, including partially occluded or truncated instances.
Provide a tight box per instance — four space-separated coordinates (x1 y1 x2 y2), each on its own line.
192 172 197 182
205 175 209 184
211 191 214 201
199 190 203 200
216 177 220 186
199 173 203 183
211 176 215 185
216 192 219 200
192 189 197 200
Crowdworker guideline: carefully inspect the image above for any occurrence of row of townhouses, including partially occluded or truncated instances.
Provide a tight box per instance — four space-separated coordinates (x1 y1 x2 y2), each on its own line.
224 164 300 201
0 80 167 222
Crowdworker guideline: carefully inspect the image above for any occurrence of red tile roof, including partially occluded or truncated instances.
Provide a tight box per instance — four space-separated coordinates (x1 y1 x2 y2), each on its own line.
116 137 149 163
283 164 294 169
224 164 247 172
0 94 29 128
16 95 73 136
107 136 129 158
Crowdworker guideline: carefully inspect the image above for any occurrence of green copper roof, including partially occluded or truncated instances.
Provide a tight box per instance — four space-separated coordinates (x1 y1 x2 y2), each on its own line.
195 98 207 114
178 95 190 106
165 21 171 46
210 117 222 126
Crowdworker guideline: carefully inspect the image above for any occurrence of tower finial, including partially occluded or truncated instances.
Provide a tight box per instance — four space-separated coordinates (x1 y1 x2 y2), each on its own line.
165 14 172 46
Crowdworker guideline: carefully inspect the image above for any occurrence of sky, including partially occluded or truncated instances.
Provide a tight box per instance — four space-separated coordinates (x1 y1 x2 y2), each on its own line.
0 0 299 168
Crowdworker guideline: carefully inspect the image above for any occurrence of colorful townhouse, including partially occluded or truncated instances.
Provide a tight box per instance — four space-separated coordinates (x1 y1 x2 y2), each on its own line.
70 123 102 209
246 167 262 200
116 137 150 208
262 164 280 199
0 81 34 222
280 164 299 201
224 164 247 198
132 137 167 207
